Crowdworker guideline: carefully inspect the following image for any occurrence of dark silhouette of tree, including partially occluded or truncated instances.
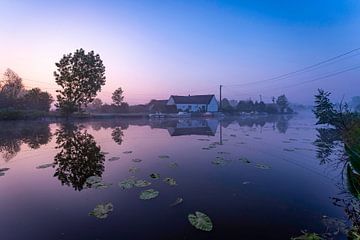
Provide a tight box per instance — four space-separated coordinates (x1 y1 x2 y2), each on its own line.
0 69 24 99
22 88 53 111
0 122 52 161
275 115 289 133
53 124 105 191
54 48 106 116
220 98 234 112
111 127 124 145
276 94 289 113
112 87 124 107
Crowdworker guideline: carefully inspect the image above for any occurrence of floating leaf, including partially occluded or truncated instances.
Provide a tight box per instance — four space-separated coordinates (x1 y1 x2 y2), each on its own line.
139 189 159 200
284 148 295 152
89 203 113 219
169 162 178 168
0 168 10 172
164 177 177 186
129 167 139 174
134 180 151 187
123 151 133 154
132 158 142 163
255 164 271 169
158 155 170 159
211 156 230 166
188 211 213 232
36 163 55 169
118 178 136 189
150 173 160 179
86 176 111 189
239 157 251 164
291 231 323 240
108 157 120 161
170 197 183 207
217 151 230 155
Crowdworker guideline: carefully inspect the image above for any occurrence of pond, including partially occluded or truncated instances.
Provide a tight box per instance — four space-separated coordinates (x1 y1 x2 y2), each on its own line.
0 113 356 239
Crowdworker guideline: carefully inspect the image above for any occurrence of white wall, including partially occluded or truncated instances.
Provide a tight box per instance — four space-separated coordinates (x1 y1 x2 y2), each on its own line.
207 97 218 112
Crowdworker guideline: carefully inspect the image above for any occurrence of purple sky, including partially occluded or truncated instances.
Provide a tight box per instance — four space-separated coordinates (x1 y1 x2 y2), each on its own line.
0 0 359 104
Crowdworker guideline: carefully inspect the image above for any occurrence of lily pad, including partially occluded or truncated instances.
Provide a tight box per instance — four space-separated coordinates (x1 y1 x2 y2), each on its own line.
132 158 142 163
129 167 139 174
123 151 133 154
101 152 110 155
0 168 10 172
150 173 160 179
158 155 170 159
134 180 151 187
202 147 211 150
164 177 177 186
118 178 136 189
291 231 323 240
284 148 295 152
0 172 5 177
239 157 251 164
85 176 111 189
230 134 236 137
89 203 113 219
188 211 213 232
169 162 178 168
36 163 55 169
108 157 120 161
170 197 184 207
139 189 159 200
255 164 271 170
217 151 230 155
242 181 251 185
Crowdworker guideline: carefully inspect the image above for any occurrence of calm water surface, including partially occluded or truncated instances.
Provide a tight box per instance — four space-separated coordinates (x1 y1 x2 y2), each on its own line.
0 113 351 239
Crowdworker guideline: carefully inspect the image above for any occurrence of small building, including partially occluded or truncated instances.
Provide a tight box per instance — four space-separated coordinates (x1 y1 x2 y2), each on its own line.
166 94 218 112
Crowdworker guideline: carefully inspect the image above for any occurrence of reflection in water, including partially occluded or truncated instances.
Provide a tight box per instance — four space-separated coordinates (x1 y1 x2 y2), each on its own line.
0 121 52 161
221 114 292 133
111 127 124 145
314 126 360 236
53 124 105 191
314 128 342 164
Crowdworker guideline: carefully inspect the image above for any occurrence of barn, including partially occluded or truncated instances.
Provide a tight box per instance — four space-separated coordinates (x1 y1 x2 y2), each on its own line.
166 95 218 112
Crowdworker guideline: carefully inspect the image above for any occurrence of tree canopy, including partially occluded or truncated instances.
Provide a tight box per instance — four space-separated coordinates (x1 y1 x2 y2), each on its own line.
112 87 124 106
54 48 106 115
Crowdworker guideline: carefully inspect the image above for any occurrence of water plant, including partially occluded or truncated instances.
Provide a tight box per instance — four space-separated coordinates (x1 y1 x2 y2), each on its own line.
139 189 159 200
188 211 213 231
89 203 113 219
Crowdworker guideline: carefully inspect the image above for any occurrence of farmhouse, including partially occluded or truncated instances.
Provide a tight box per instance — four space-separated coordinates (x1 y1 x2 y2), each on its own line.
166 94 218 112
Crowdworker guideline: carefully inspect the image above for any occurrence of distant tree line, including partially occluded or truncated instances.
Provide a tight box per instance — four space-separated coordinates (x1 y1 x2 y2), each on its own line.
220 94 293 114
0 69 53 119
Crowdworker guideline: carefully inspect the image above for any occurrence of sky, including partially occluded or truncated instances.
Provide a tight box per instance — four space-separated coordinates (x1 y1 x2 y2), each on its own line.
0 0 359 104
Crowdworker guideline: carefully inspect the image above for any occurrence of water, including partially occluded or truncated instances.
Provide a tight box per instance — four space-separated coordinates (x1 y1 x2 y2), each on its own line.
0 113 352 239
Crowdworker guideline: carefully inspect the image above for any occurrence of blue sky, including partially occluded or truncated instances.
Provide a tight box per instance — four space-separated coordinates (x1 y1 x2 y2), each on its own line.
0 0 359 104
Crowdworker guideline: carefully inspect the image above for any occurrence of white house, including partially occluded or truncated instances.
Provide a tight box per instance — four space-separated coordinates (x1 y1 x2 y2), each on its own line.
166 95 218 112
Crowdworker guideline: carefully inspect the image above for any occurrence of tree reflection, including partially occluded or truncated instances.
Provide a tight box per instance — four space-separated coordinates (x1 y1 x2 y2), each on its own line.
0 122 52 161
111 127 124 145
314 128 342 164
54 124 105 191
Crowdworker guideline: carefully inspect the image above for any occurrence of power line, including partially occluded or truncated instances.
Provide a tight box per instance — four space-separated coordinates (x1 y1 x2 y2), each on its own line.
224 47 360 87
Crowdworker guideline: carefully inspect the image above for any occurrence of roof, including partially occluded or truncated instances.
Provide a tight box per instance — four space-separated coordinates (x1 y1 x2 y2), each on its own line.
169 95 215 104
148 99 168 105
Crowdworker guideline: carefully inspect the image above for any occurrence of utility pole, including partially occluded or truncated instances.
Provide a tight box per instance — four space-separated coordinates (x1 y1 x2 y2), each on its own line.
219 85 222 112
259 94 262 102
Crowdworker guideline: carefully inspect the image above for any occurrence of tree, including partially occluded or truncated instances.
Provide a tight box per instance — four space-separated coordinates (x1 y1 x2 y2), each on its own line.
220 98 234 112
22 88 53 111
112 87 124 107
276 94 289 113
313 89 336 126
86 98 103 112
0 69 25 108
54 49 106 116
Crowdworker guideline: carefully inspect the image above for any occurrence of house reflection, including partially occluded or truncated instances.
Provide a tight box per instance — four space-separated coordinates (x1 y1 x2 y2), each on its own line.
150 119 218 136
